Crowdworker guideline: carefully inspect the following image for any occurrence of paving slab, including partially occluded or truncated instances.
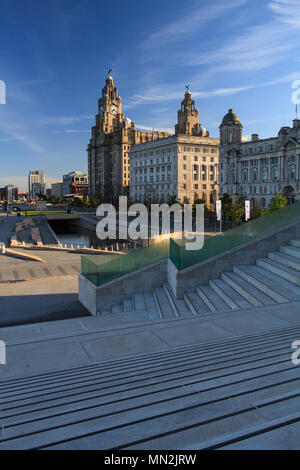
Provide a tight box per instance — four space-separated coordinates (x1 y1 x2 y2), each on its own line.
152 320 233 347
80 330 170 362
1 339 90 379
211 309 292 336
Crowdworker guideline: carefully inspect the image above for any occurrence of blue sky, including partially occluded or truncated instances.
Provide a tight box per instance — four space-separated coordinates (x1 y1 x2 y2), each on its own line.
0 0 300 191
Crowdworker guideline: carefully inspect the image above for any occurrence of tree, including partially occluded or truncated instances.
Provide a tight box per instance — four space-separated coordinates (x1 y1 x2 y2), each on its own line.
221 193 233 218
262 192 287 215
231 196 245 226
268 192 287 212
251 200 263 219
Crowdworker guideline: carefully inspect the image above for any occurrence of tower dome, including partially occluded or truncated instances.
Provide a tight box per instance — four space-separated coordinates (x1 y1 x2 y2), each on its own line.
221 108 240 125
121 117 132 126
220 108 243 145
197 125 207 136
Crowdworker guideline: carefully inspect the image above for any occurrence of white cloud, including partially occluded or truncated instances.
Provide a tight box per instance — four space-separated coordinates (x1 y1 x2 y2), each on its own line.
269 0 300 28
135 123 173 133
180 22 297 72
125 72 300 109
40 115 94 125
53 129 90 134
140 0 247 50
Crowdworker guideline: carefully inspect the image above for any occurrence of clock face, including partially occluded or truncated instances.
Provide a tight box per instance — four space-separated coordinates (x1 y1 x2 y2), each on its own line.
110 104 118 115
99 106 104 115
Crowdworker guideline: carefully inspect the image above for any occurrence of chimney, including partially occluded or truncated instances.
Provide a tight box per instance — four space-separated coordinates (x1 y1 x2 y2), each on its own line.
251 133 259 142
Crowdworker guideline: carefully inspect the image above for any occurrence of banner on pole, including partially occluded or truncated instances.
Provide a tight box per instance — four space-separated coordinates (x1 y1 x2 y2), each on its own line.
216 200 222 222
245 200 250 221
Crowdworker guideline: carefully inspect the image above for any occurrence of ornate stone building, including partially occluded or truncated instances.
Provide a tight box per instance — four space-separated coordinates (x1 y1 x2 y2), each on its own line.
129 89 219 207
219 109 300 207
87 74 170 203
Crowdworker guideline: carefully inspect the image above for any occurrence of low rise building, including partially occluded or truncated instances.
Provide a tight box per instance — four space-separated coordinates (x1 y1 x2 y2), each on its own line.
62 171 88 196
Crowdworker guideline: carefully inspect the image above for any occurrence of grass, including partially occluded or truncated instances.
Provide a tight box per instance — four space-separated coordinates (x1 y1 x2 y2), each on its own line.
14 210 68 216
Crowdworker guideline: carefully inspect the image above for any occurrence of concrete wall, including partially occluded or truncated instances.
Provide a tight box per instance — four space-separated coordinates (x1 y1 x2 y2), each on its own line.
172 220 300 298
79 259 168 314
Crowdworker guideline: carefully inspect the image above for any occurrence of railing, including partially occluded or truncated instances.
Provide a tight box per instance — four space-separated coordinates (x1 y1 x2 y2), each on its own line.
81 202 300 285
81 238 170 286
170 202 300 271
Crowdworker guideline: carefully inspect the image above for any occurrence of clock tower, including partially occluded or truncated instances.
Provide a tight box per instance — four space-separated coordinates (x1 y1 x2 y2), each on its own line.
96 74 124 134
87 72 172 203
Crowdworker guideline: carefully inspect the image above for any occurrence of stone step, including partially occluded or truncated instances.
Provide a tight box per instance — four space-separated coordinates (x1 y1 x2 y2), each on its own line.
280 245 300 259
184 292 211 315
196 285 232 313
128 390 300 451
153 287 176 319
256 258 300 287
1 345 296 450
268 251 300 272
233 265 299 303
0 327 298 425
2 324 297 391
111 303 122 314
143 292 161 321
2 368 298 449
163 283 192 318
209 279 252 310
290 239 300 248
221 272 275 307
122 297 134 312
133 293 146 311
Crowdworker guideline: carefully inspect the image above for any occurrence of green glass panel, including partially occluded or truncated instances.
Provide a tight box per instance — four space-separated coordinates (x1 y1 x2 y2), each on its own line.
171 202 300 270
81 238 170 286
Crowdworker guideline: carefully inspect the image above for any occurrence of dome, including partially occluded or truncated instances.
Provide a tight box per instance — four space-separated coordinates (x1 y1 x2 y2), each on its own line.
197 125 207 136
121 117 132 126
221 108 241 125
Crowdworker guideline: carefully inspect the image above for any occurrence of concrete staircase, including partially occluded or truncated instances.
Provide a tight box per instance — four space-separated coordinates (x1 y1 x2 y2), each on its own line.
103 238 300 321
185 238 300 316
0 323 299 449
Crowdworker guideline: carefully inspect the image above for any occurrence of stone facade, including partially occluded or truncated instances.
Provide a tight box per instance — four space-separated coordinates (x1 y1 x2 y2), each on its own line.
129 90 219 206
219 109 300 207
87 74 170 203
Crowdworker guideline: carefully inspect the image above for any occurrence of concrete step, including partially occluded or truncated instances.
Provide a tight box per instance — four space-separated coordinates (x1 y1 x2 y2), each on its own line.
221 272 275 307
1 325 298 393
163 283 192 318
256 258 300 287
196 285 232 313
143 292 161 321
280 245 300 259
111 303 122 314
0 326 297 449
3 372 299 449
210 278 252 310
1 328 296 397
290 239 300 248
268 251 300 272
153 287 176 319
122 297 134 312
233 265 299 303
184 292 211 315
133 293 146 311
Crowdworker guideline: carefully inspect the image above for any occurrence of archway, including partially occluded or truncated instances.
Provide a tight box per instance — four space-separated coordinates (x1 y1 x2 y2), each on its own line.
282 185 295 203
